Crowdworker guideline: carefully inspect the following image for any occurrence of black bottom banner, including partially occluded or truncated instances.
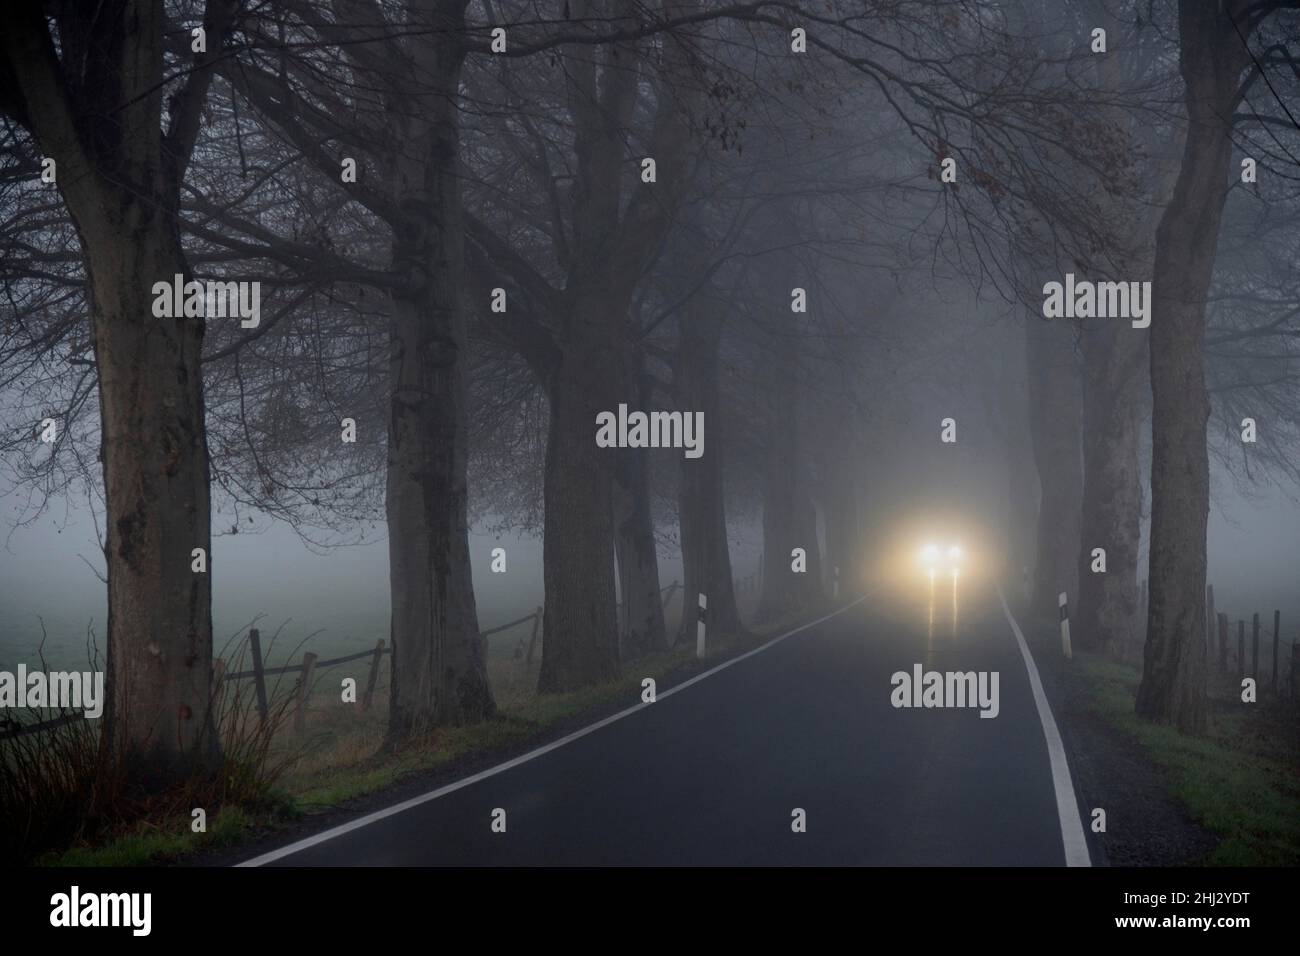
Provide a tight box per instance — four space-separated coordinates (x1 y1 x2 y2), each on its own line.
8 866 1289 943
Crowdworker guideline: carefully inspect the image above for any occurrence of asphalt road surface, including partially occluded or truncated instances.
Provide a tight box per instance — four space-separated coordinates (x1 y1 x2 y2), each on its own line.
245 584 1086 866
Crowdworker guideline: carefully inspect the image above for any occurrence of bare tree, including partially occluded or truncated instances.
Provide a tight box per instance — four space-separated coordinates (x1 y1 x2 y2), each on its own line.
224 0 496 735
0 0 239 784
1137 0 1297 732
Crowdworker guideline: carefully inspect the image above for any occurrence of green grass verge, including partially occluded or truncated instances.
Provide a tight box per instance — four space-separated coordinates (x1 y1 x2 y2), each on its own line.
1076 654 1300 866
288 652 705 810
46 807 256 867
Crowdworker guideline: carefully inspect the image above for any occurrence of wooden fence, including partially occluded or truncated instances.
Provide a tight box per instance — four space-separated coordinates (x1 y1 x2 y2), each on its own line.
1 607 547 740
3 576 738 740
225 606 559 729
1168 581 1299 699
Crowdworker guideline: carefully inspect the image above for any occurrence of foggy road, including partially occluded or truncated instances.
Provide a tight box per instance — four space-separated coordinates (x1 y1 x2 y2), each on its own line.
243 587 1088 867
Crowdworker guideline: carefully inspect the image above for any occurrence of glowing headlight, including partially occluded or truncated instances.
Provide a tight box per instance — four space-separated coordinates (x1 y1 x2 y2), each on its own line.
948 545 961 561
921 544 939 565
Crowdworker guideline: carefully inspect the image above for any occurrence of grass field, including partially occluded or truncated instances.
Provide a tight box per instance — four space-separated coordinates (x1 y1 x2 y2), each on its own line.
1075 655 1300 866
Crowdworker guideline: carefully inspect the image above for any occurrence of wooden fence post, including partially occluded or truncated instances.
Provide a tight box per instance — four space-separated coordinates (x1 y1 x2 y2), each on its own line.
1217 613 1228 673
1237 620 1245 682
361 639 385 712
525 607 543 666
249 627 269 722
1272 610 1280 694
1251 613 1260 681
294 652 318 733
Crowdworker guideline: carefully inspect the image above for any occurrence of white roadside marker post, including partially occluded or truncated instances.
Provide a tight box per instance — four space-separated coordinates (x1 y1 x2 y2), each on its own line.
696 592 707 659
1059 591 1073 660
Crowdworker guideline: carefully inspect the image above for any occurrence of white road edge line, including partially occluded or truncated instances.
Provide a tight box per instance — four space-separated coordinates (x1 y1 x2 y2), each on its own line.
996 584 1092 868
237 593 871 867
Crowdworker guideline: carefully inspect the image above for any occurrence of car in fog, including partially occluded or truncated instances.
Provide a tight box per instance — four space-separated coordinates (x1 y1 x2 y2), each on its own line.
920 542 962 577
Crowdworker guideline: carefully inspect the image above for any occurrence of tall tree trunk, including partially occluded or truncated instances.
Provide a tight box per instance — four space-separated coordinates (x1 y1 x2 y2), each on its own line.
613 354 666 658
1025 316 1083 619
1137 1 1247 733
91 218 218 783
1075 322 1144 654
991 335 1038 581
675 299 740 641
817 416 860 598
527 0 699 687
386 15 494 738
1 1 231 785
1007 451 1040 586
1073 0 1171 660
539 299 622 692
797 488 824 597
756 347 822 621
824 468 859 598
